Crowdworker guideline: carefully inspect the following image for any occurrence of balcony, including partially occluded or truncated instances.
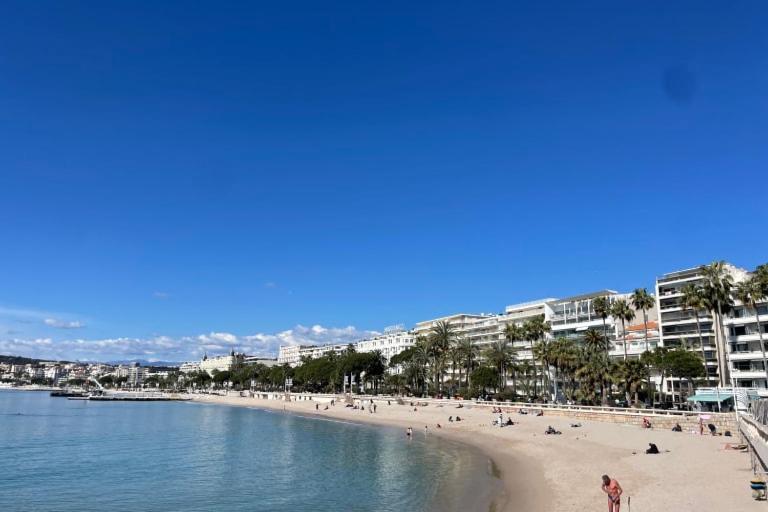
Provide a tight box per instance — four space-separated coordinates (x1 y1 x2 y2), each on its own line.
729 351 768 362
731 369 768 380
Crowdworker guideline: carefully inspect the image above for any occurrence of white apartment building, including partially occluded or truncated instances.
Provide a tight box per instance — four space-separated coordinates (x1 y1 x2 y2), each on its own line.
277 343 350 367
656 266 743 386
356 328 416 362
179 361 201 374
199 352 244 376
725 270 768 389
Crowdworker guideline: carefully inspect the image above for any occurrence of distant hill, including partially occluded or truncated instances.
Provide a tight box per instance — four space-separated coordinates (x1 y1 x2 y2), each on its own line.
0 354 71 365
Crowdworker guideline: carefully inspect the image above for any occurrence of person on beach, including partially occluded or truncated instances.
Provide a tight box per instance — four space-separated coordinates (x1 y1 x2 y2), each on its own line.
601 474 623 512
646 443 659 454
424 425 428 436
406 427 412 438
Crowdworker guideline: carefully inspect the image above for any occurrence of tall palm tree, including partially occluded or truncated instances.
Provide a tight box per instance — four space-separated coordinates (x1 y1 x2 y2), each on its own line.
523 315 551 399
458 337 479 389
592 296 612 352
734 277 768 384
428 321 455 395
611 299 635 361
532 337 554 399
701 261 734 386
680 283 711 386
631 288 655 353
583 329 609 404
503 322 525 396
484 339 514 391
631 288 656 401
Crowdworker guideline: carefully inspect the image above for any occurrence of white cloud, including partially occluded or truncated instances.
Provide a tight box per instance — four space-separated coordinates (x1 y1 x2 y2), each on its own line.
44 318 85 329
153 291 170 299
264 281 277 289
0 324 380 362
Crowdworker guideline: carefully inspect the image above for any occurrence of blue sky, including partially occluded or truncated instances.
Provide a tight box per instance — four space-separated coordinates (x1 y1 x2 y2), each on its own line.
1 2 766 361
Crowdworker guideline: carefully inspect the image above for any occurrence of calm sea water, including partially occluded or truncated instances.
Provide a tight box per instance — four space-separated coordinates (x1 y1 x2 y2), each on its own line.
0 391 500 512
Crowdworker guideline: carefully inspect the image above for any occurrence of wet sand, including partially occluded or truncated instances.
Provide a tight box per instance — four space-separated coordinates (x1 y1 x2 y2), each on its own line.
188 393 761 511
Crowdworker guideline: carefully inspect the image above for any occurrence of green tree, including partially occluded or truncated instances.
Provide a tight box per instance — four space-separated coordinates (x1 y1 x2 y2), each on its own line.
611 298 635 361
471 366 499 395
484 338 515 391
701 261 734 386
428 321 455 395
612 359 648 406
523 314 551 399
681 283 711 385
592 296 612 352
632 287 656 402
734 276 768 384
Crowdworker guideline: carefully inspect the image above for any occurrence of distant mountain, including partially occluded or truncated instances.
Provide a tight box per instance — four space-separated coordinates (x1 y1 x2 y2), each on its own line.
0 354 72 365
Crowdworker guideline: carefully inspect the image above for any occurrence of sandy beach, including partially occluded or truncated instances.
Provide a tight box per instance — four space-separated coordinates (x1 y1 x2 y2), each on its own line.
187 393 762 512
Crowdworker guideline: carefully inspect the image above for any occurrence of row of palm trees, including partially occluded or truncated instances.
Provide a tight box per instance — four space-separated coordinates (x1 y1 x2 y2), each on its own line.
678 261 768 386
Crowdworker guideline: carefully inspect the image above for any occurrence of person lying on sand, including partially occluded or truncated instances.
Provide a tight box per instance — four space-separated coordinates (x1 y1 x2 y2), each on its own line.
570 422 582 428
671 423 682 432
545 425 561 435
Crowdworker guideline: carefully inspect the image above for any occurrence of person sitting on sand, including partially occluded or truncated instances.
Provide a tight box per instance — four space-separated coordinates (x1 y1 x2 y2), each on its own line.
545 425 561 435
672 423 682 432
645 442 659 454
437 423 442 429
456 404 464 409
535 410 543 417
708 423 717 436
519 409 528 415
455 416 462 422
505 418 514 426
642 417 652 429
449 416 454 422
601 474 623 512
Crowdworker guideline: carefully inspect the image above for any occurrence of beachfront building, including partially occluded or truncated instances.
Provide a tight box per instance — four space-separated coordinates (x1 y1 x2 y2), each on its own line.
199 351 244 376
655 265 744 387
243 356 279 367
725 269 768 389
548 290 622 345
179 361 201 374
355 327 417 363
277 343 350 367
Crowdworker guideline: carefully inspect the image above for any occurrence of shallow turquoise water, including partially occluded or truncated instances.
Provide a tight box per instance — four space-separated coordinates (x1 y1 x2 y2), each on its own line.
0 391 499 511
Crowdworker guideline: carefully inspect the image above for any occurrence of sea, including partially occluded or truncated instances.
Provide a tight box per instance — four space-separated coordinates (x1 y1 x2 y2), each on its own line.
0 391 501 511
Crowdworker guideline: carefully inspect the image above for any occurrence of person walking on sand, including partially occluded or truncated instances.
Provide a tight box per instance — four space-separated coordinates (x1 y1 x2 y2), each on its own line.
601 475 623 512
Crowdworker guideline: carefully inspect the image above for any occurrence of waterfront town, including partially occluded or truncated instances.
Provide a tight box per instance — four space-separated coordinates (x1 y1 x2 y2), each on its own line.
5 260 768 409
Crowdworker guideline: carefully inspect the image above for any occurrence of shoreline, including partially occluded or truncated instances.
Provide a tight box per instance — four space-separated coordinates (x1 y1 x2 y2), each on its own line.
187 392 762 512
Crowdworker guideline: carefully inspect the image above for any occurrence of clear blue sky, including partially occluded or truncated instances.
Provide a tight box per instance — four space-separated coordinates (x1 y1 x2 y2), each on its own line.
1 1 766 361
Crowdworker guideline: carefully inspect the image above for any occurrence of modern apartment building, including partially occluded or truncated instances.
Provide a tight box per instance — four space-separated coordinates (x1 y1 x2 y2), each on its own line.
656 262 768 390
355 328 417 363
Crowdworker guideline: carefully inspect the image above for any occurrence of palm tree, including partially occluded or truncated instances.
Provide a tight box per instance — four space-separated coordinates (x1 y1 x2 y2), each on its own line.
631 288 656 402
582 329 609 404
532 337 554 399
631 289 655 353
484 339 514 392
503 322 525 395
612 359 648 406
592 296 612 353
701 261 734 386
428 321 455 395
734 276 768 384
458 337 480 389
611 299 635 361
680 283 711 386
523 315 551 399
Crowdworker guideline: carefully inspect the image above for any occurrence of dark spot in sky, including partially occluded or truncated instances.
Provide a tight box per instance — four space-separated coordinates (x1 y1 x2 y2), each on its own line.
663 66 697 104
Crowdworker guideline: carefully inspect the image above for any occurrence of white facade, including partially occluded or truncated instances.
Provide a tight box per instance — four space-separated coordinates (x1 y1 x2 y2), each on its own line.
356 329 416 362
179 361 201 374
199 353 242 376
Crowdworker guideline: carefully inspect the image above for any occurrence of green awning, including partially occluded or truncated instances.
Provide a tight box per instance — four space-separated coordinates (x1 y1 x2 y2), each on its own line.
687 393 734 403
